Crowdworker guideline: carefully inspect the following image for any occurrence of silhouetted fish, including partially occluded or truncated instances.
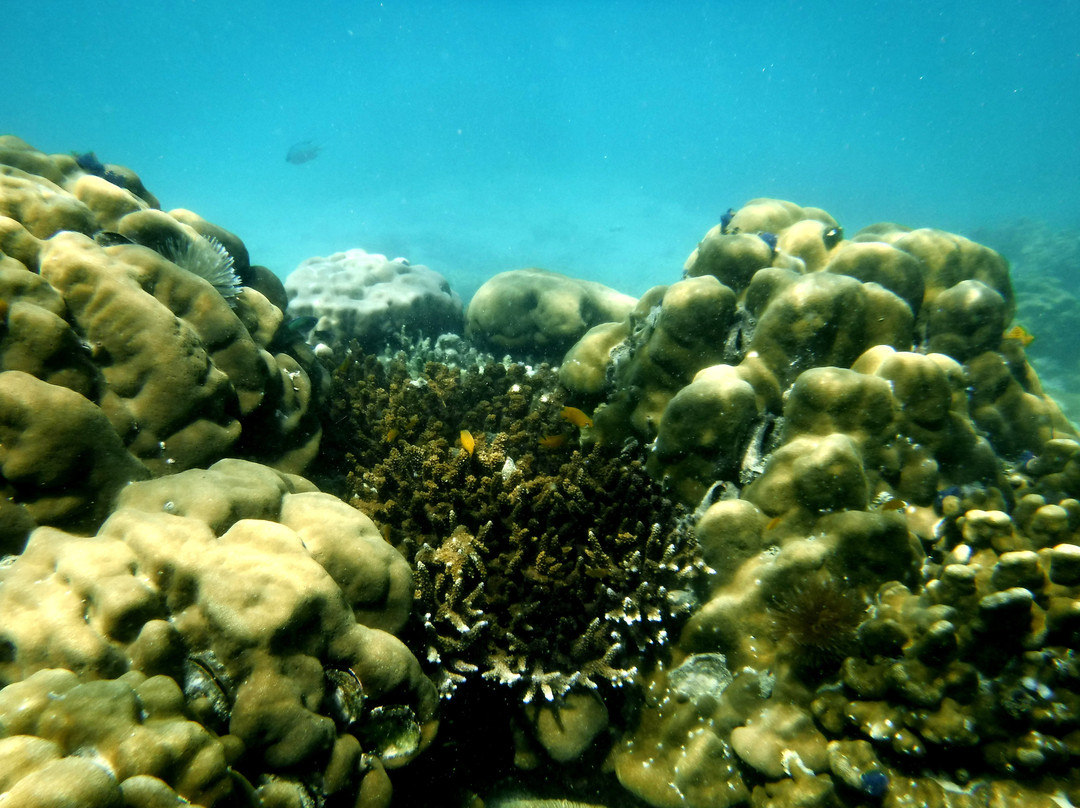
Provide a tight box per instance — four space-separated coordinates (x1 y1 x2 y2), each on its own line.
286 140 322 165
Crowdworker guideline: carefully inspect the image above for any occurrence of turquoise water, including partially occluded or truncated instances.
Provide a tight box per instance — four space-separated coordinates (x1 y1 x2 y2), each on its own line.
8 1 1079 299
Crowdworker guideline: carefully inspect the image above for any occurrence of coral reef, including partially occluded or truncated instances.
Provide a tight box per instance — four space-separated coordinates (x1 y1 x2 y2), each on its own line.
0 136 326 550
554 199 1080 808
0 458 437 806
563 199 1070 507
6 143 1080 808
466 268 637 360
285 247 465 355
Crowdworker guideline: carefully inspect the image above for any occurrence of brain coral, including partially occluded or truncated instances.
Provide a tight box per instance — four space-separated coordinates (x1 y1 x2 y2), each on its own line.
0 458 436 806
0 136 326 550
285 247 464 355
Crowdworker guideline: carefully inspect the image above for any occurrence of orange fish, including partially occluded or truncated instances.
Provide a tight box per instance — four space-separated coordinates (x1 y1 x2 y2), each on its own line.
1003 324 1035 347
561 406 593 428
539 434 568 449
459 429 476 456
764 516 782 531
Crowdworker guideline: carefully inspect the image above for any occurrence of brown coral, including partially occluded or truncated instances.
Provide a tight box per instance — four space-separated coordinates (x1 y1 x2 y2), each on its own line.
320 350 702 704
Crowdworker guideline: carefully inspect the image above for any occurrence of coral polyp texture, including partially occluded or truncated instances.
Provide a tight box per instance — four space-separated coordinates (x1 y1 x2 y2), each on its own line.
0 136 325 551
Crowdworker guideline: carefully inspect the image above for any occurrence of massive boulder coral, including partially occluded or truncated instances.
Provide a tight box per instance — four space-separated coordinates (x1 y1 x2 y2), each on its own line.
0 136 325 548
285 248 465 355
0 458 436 806
576 200 1080 808
563 197 1071 506
0 669 234 807
466 267 637 360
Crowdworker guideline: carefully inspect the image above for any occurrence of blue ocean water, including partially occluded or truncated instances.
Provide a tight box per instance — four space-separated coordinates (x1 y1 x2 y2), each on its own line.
7 0 1079 300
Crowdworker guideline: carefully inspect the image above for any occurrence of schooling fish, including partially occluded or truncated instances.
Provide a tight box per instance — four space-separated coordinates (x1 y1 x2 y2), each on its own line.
286 140 323 165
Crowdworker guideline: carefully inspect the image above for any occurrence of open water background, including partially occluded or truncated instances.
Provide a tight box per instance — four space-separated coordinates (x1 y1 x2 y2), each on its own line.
6 0 1080 300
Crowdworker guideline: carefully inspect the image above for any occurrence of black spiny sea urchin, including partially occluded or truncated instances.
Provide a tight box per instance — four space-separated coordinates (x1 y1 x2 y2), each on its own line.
767 571 869 677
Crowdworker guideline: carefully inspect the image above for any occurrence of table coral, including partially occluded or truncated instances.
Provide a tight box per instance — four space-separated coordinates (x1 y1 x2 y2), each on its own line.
0 459 436 806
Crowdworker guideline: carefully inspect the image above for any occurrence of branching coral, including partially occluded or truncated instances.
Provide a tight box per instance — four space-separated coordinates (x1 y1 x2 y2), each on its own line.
317 350 703 703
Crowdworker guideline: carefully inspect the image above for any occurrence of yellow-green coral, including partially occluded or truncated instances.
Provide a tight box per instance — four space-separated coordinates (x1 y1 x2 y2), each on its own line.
0 137 326 551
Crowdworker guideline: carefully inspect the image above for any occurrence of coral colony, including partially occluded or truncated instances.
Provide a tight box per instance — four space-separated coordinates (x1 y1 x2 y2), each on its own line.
2 136 1080 807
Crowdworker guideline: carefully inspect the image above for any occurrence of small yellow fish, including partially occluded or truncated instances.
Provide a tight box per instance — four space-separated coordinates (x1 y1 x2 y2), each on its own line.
561 406 594 428
880 498 908 512
539 434 568 449
764 516 782 531
459 429 476 456
1003 324 1035 347
384 427 399 443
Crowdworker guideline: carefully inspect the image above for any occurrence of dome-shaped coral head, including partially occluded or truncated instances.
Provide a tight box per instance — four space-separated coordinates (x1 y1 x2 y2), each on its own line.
767 570 869 680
